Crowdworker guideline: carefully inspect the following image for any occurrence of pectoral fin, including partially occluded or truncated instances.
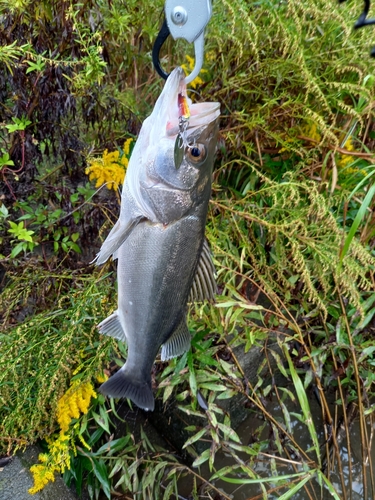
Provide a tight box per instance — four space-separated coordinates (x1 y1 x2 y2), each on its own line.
93 216 143 265
161 317 191 361
189 239 217 303
97 310 126 342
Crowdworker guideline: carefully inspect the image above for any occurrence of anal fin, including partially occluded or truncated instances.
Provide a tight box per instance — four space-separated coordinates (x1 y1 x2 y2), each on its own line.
97 310 126 342
189 238 217 303
161 318 191 361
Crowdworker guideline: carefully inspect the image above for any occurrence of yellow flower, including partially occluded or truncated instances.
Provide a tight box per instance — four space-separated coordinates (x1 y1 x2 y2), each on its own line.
29 380 97 494
29 464 56 494
57 381 96 432
96 371 108 383
85 139 134 190
302 122 321 143
123 137 133 156
337 137 355 168
181 54 208 89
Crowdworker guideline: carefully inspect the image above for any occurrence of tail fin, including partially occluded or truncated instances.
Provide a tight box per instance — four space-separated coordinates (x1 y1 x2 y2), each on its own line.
99 369 154 411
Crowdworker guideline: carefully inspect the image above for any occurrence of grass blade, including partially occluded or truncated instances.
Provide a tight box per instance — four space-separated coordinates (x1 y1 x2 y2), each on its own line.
340 184 375 266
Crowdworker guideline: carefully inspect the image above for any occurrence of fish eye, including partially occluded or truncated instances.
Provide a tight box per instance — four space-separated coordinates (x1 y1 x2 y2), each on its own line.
186 143 206 164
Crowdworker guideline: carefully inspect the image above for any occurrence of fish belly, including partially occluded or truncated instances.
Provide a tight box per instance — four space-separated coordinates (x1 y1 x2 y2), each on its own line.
100 205 207 410
118 210 205 363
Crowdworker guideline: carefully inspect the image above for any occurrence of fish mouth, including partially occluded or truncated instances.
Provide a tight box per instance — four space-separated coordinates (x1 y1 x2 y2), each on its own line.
166 101 220 137
150 67 220 138
188 102 220 129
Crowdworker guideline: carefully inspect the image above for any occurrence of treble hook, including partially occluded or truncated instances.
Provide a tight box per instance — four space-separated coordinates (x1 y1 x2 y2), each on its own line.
152 0 212 83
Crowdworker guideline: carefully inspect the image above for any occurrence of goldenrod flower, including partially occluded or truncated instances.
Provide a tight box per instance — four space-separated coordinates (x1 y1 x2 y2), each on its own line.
337 137 355 168
302 122 321 143
86 139 134 190
96 371 108 383
29 380 97 494
57 380 96 432
29 465 56 494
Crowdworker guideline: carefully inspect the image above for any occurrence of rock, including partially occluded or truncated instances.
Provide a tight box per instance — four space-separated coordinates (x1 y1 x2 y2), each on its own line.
0 446 78 500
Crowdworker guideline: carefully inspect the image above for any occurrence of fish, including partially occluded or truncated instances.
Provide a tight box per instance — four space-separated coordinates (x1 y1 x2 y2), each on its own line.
94 67 220 411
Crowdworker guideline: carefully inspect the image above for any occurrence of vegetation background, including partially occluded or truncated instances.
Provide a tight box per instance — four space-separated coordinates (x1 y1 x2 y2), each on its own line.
0 0 375 498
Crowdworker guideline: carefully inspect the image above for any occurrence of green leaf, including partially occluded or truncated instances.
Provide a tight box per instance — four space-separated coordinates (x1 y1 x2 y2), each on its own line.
317 470 342 499
95 436 130 456
108 458 125 479
198 383 227 391
217 422 241 443
187 351 197 397
5 116 31 132
92 410 110 434
277 472 315 499
192 448 210 467
70 242 82 253
0 152 14 167
283 346 321 466
87 426 105 446
216 389 237 399
182 428 207 448
211 470 314 484
10 241 26 258
0 204 9 218
268 349 288 378
340 184 375 266
92 458 111 499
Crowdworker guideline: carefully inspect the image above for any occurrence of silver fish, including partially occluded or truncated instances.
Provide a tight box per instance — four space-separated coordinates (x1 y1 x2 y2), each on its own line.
95 67 220 411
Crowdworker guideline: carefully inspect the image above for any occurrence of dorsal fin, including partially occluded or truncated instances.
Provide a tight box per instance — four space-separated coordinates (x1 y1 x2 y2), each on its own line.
189 239 217 303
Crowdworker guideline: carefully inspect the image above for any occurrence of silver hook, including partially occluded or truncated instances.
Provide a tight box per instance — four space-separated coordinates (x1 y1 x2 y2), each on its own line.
164 0 212 83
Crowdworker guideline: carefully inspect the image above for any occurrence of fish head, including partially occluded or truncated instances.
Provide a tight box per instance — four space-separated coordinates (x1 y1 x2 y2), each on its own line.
126 67 220 223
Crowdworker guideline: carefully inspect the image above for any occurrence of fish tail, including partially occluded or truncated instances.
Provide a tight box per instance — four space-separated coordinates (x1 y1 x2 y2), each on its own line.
99 369 154 411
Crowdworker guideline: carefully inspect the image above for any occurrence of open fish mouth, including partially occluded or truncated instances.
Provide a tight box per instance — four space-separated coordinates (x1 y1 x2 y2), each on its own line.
166 101 220 137
189 102 220 128
163 67 220 137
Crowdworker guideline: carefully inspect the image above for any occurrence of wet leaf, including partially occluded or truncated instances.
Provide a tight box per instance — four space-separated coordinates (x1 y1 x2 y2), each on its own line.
277 472 315 499
183 427 207 448
192 448 210 467
269 349 288 379
199 383 227 391
217 423 241 443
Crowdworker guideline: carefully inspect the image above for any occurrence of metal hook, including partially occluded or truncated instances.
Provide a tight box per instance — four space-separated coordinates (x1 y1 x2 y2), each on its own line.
353 0 375 28
152 18 171 80
152 0 212 82
339 0 375 56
